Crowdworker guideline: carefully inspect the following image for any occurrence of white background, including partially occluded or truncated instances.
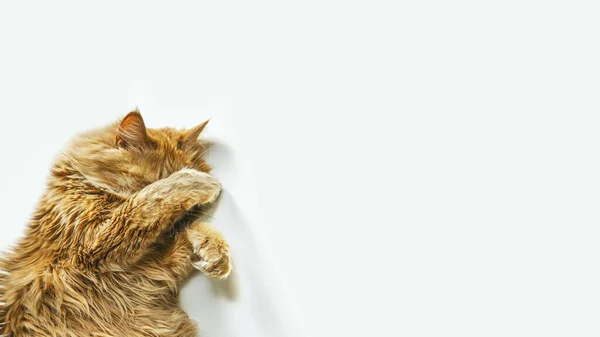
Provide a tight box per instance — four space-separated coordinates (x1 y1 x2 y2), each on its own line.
0 1 599 336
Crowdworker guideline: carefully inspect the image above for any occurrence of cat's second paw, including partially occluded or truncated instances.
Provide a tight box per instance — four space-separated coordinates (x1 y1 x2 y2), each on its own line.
187 222 232 279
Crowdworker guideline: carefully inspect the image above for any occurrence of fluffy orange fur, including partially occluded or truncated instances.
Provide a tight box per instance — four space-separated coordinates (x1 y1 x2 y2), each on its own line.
0 111 232 336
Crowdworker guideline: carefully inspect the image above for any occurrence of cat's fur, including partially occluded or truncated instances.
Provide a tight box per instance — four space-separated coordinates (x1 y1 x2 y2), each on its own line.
0 111 231 337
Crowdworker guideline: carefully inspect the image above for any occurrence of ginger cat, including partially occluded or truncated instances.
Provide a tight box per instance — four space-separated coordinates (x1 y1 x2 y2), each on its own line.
0 110 232 336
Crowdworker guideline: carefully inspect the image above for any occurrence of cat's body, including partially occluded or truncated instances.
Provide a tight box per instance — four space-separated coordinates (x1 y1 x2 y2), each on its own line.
0 111 231 337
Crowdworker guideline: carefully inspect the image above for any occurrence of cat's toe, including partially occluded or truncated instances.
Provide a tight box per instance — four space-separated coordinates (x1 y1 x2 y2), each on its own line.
191 242 232 279
187 223 232 279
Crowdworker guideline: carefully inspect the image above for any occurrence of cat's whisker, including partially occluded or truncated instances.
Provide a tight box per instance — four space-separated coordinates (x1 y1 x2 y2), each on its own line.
190 143 214 167
184 209 217 221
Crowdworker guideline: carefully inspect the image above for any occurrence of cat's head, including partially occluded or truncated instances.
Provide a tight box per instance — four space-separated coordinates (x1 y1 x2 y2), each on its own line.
64 110 212 197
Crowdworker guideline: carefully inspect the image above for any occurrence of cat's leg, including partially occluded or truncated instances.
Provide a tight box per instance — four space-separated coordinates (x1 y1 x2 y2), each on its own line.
135 221 231 284
186 221 232 279
87 169 221 265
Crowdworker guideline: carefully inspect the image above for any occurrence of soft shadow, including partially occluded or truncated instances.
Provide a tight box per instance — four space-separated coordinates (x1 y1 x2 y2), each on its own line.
208 266 240 300
214 191 289 336
204 138 236 177
180 138 289 337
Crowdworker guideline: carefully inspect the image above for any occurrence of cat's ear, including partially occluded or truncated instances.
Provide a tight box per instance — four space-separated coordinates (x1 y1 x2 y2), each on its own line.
183 119 210 144
116 110 148 148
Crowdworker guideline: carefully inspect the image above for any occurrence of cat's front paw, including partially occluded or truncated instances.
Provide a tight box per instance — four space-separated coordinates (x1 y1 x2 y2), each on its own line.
194 172 221 205
172 168 222 205
187 222 232 279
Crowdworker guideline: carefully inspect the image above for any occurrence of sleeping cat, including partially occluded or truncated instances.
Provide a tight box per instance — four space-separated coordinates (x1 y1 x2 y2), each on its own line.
0 110 231 336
